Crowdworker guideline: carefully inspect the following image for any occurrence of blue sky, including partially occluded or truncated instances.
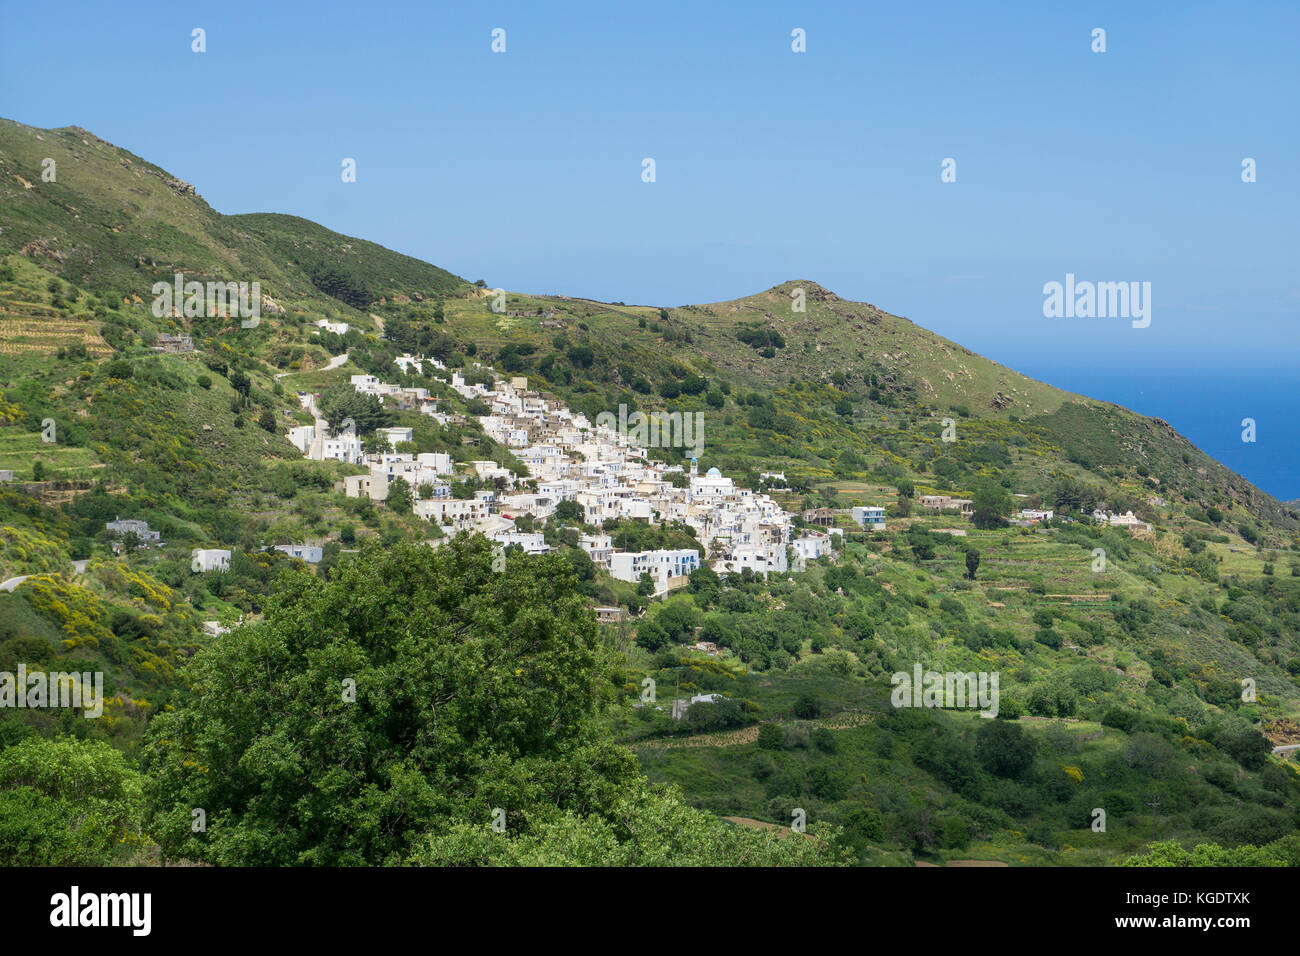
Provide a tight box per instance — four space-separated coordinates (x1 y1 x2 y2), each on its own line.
3 1 1298 494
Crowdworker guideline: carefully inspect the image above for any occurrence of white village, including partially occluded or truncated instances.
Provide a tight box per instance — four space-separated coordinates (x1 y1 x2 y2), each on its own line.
100 350 1158 606
274 353 856 595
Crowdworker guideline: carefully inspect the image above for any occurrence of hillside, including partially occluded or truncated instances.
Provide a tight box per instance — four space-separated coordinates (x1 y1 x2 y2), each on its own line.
0 119 468 313
431 283 1299 535
0 118 1296 867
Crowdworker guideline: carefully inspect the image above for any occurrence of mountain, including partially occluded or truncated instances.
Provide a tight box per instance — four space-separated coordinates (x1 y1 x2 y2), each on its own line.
0 118 467 310
0 119 1297 867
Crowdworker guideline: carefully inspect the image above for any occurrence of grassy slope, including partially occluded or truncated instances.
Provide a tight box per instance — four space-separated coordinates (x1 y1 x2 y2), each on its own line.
231 212 468 303
0 119 468 308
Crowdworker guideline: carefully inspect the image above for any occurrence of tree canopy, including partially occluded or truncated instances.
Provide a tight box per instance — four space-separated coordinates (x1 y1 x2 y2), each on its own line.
141 537 845 866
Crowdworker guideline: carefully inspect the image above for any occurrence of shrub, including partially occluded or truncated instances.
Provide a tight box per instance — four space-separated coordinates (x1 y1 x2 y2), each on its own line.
757 722 784 750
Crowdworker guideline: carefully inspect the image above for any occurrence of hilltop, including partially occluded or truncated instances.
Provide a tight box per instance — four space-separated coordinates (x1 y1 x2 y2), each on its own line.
0 119 468 313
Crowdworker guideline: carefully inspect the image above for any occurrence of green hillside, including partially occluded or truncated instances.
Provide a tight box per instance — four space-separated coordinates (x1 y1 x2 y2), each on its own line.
0 119 468 314
431 283 1299 536
231 212 469 306
0 118 1295 868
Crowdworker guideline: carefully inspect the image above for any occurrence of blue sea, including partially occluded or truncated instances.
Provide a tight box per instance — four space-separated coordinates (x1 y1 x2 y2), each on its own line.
1007 361 1299 503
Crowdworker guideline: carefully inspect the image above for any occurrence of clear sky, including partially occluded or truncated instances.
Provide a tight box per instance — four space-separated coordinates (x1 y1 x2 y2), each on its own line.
3 1 1297 493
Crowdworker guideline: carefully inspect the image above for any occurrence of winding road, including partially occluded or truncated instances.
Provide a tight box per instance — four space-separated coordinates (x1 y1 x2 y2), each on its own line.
0 559 92 593
276 351 349 379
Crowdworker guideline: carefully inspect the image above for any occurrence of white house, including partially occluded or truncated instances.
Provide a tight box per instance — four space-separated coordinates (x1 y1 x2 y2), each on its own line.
489 530 549 554
344 473 389 501
610 548 700 587
723 543 788 577
376 426 414 450
471 460 514 485
1108 511 1151 531
851 506 886 530
579 533 614 569
316 319 349 335
689 464 735 503
417 452 454 474
792 532 832 563
192 549 231 572
285 425 315 455
320 435 363 464
413 498 490 529
273 544 323 563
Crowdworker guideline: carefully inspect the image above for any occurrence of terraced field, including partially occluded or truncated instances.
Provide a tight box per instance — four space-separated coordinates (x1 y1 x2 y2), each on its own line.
0 314 112 355
0 429 99 479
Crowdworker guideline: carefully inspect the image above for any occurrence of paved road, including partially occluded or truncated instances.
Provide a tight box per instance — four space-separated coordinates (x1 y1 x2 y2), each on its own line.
276 351 348 378
2 559 91 593
1273 743 1300 754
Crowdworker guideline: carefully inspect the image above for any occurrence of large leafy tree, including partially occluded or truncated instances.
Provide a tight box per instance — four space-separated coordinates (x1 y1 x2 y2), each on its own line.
142 537 633 865
141 537 844 866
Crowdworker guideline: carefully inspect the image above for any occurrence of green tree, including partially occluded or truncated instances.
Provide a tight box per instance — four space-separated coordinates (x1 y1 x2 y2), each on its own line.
971 482 1010 529
229 369 251 400
142 539 641 865
635 619 669 651
1122 840 1286 867
687 565 721 604
318 384 392 434
975 719 1034 777
565 345 594 368
965 548 980 580
792 693 822 719
387 476 413 513
553 499 583 523
0 737 146 865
